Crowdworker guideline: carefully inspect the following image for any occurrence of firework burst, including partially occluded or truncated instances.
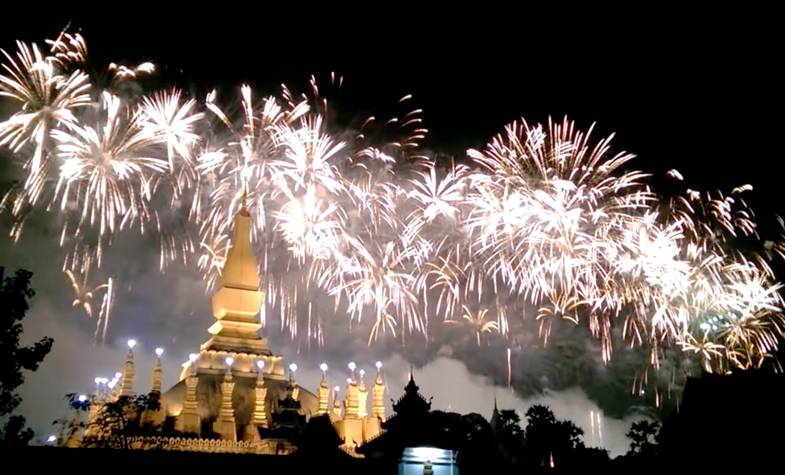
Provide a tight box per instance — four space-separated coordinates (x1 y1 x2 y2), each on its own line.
0 39 90 231
1 32 783 378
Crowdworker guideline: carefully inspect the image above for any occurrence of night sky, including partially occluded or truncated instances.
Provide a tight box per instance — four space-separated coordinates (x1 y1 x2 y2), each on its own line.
4 7 781 206
1 6 782 453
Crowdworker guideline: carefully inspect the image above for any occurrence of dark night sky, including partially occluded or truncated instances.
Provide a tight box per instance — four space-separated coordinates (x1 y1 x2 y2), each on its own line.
1 5 783 450
3 6 782 218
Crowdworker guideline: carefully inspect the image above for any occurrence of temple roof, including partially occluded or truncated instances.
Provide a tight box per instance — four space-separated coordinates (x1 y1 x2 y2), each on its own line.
358 372 439 457
391 371 431 416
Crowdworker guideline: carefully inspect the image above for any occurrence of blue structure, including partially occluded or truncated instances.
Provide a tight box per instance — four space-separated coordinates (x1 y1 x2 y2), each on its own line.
399 447 458 475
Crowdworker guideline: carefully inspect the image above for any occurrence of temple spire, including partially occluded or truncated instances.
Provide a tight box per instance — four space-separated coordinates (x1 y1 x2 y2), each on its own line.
404 366 419 394
213 357 237 441
332 386 342 418
345 362 359 417
151 348 163 394
357 369 368 418
175 354 200 434
219 198 259 291
287 363 300 400
372 361 385 420
119 339 136 397
490 393 501 433
318 363 330 415
205 206 268 355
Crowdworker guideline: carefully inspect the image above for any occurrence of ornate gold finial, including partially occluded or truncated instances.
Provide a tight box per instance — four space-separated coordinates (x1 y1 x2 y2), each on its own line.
120 339 136 397
151 347 164 394
372 361 385 420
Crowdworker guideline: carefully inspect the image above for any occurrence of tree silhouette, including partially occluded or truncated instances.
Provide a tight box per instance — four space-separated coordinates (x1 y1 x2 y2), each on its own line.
556 419 584 450
626 420 659 454
525 404 557 429
0 267 53 446
622 419 660 470
523 405 585 469
65 393 163 449
427 411 498 473
297 413 343 455
495 409 524 464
